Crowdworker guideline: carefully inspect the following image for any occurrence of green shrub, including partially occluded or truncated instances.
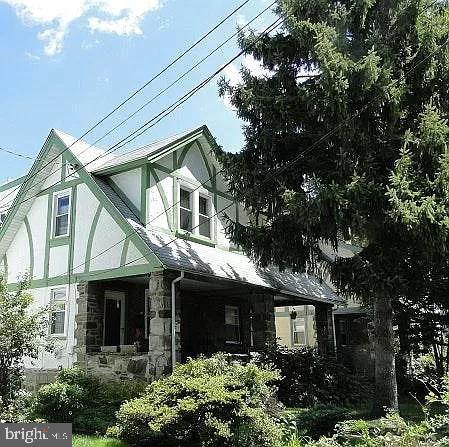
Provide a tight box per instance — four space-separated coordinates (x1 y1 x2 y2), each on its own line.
0 390 34 422
109 354 283 447
31 368 145 434
289 405 370 439
257 345 372 407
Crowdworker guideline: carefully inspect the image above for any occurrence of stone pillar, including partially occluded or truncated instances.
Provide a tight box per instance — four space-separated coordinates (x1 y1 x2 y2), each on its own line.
74 282 104 368
147 271 181 378
250 292 276 350
315 303 335 356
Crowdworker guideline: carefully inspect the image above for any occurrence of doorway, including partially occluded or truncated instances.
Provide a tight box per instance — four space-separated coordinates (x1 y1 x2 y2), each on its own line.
103 291 125 346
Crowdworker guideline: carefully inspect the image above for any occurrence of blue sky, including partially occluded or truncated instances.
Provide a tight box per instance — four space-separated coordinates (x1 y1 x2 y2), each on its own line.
0 0 275 183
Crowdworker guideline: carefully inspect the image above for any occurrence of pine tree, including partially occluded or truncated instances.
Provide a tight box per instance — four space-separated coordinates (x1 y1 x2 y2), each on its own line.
217 0 449 414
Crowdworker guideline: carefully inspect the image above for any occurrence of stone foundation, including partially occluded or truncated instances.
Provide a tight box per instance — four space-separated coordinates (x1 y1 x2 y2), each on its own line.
84 353 150 381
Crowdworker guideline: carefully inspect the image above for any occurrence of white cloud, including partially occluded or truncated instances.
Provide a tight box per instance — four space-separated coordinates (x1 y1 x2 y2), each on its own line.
221 55 271 111
25 51 40 61
1 0 162 55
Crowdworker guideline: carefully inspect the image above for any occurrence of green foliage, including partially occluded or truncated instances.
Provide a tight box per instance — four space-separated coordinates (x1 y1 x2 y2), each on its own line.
72 435 127 447
31 368 145 434
257 345 371 407
0 389 34 423
109 355 283 447
0 275 51 404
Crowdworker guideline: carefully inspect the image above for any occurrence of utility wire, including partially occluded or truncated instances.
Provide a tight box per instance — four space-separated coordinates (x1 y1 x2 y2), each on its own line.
0 1 276 210
0 16 283 213
0 0 253 206
0 146 33 160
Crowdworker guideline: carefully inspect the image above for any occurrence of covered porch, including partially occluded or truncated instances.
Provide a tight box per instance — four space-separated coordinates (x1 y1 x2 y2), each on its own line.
74 269 337 381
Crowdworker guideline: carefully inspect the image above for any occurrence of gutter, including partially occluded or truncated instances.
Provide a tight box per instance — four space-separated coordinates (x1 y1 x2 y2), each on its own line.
171 271 184 371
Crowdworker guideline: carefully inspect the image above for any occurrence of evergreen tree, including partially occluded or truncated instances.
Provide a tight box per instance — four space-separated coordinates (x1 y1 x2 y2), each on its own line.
217 0 449 414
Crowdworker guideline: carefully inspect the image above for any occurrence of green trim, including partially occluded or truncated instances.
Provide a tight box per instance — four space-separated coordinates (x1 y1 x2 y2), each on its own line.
172 175 178 230
120 239 130 266
151 162 172 175
172 151 177 171
44 193 52 278
7 264 161 291
176 142 195 169
2 254 8 282
0 175 26 193
36 179 81 196
84 203 102 273
108 178 141 221
24 216 34 279
49 237 70 247
140 165 148 224
175 230 216 247
92 158 148 176
149 166 173 230
61 153 66 182
196 141 214 182
68 184 77 276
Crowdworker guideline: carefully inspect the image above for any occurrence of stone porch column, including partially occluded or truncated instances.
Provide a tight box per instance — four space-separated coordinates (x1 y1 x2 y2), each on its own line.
148 271 181 378
250 291 276 350
74 282 104 368
315 303 335 356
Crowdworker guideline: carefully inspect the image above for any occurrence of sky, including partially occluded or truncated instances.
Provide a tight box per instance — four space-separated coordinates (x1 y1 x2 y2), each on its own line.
0 0 276 183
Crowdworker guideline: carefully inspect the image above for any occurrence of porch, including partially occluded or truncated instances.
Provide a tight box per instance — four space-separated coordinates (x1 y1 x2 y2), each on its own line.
74 270 336 381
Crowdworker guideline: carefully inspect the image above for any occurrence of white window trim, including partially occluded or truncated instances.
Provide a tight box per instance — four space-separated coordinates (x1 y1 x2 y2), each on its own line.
177 180 214 241
225 305 241 344
52 189 71 238
49 286 68 338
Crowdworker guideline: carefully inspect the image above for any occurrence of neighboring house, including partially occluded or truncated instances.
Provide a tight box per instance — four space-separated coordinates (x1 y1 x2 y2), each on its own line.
275 305 317 349
0 125 341 387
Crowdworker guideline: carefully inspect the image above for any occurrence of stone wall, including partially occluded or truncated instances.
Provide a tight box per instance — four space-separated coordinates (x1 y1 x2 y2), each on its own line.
84 353 150 381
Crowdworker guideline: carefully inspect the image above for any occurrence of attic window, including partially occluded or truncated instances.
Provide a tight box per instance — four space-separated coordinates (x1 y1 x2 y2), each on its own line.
198 195 211 238
53 191 71 237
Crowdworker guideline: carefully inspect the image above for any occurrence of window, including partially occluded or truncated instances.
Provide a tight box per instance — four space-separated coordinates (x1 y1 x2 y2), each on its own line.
198 195 211 238
293 317 306 345
179 188 192 232
50 288 67 336
53 192 70 237
225 305 241 343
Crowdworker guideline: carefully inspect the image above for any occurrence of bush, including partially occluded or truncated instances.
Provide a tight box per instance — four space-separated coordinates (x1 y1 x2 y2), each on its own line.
256 345 372 407
31 368 145 434
109 354 284 447
288 405 370 439
0 390 34 422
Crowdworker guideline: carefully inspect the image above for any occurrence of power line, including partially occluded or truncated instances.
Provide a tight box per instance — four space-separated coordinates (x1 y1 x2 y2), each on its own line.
0 1 276 210
0 0 253 206
1 16 283 213
0 146 33 160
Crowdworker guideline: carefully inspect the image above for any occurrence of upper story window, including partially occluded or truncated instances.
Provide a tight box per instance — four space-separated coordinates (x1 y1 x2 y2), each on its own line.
50 288 67 336
53 191 71 237
198 195 211 238
179 188 192 231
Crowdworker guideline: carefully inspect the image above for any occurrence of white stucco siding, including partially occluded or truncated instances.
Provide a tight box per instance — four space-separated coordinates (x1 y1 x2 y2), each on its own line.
27 196 48 280
73 184 100 274
148 169 173 230
6 222 30 283
110 168 141 211
41 155 63 189
216 196 233 249
24 283 78 370
176 143 212 186
0 184 21 211
49 245 69 277
90 209 125 271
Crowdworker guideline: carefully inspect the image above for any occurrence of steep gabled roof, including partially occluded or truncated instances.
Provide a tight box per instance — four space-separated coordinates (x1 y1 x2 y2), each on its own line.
0 130 162 270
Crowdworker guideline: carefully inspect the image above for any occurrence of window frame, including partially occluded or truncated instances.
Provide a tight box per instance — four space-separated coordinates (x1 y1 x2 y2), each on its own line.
52 189 71 238
177 181 214 241
292 316 306 346
225 305 241 344
198 194 212 238
49 287 68 337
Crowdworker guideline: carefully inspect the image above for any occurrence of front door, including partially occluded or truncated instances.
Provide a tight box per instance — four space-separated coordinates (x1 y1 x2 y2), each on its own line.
104 291 125 346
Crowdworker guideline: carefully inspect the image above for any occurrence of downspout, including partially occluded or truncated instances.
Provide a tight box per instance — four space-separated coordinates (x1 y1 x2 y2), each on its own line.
171 271 184 371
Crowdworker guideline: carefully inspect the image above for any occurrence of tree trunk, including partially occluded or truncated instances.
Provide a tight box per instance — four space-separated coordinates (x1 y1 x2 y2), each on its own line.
372 294 399 416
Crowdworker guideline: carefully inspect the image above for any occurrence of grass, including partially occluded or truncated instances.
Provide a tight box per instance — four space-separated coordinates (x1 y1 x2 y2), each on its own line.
72 435 127 447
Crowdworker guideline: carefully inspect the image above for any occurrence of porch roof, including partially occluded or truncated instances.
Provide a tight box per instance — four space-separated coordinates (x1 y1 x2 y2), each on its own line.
94 177 342 305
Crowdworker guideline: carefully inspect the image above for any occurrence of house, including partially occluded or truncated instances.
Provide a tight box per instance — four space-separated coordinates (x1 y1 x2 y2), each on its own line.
0 125 341 387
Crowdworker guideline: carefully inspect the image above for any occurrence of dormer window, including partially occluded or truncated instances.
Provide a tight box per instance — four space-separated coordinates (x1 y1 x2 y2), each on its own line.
53 191 71 237
179 188 192 231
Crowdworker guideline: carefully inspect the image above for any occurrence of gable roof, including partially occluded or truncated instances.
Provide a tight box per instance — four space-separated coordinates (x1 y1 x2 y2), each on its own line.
0 130 162 271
